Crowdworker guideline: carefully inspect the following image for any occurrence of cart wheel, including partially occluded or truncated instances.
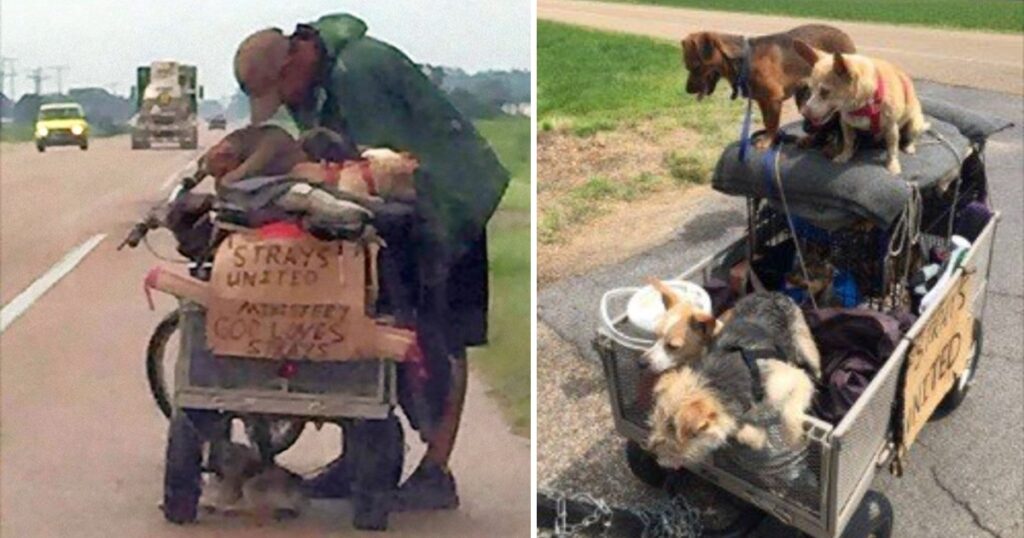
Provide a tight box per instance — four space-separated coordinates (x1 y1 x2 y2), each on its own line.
147 310 180 419
938 320 983 415
665 469 766 537
625 440 667 489
163 410 205 524
350 415 403 531
841 491 893 538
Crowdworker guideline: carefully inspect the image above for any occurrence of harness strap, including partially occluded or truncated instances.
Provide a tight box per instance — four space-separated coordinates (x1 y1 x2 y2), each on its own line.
848 72 886 135
358 160 377 195
735 346 776 402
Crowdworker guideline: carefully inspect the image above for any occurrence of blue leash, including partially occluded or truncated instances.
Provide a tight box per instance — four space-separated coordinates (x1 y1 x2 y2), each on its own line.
735 37 755 162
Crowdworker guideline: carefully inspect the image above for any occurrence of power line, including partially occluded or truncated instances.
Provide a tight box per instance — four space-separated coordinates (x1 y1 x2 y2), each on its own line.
26 67 50 95
47 65 69 94
0 57 16 97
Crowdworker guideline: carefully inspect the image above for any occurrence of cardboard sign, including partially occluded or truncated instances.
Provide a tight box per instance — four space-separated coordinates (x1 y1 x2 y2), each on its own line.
900 270 975 455
206 232 372 361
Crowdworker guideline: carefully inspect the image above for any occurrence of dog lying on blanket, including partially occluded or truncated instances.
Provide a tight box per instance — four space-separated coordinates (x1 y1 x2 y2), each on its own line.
680 24 855 149
794 40 929 175
646 290 821 468
203 124 418 203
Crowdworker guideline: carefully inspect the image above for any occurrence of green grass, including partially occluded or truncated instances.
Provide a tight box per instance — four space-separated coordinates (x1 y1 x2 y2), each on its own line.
471 115 531 435
538 21 739 135
605 0 1023 33
0 123 34 142
537 22 738 243
539 173 662 243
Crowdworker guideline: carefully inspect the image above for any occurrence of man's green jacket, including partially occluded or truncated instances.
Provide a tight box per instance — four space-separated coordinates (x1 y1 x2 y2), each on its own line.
296 14 510 267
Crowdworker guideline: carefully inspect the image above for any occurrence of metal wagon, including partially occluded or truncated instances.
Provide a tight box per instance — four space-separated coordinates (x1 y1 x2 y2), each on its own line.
595 123 1002 537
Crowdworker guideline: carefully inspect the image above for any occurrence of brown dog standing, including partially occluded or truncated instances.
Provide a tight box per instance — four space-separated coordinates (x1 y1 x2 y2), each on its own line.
681 24 855 148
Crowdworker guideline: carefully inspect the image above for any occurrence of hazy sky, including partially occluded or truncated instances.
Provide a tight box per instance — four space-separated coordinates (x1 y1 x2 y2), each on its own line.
0 1 531 100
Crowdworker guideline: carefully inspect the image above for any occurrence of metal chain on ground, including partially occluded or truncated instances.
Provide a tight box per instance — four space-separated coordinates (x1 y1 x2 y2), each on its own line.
550 491 613 537
542 490 702 538
630 494 703 538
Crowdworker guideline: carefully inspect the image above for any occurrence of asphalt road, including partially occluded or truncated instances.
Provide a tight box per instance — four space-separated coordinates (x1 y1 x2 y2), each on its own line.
536 7 1024 536
537 0 1024 96
0 130 529 537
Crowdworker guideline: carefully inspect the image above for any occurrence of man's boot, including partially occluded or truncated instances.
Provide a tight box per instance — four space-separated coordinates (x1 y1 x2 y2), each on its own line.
393 355 467 511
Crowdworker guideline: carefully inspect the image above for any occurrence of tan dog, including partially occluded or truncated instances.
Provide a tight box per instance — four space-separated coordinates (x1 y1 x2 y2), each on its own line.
639 278 724 373
290 148 418 203
794 41 929 175
681 25 855 148
202 442 308 522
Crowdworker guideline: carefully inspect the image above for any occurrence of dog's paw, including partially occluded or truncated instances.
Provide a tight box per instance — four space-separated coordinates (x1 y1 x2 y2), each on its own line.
832 151 853 164
886 159 902 175
736 424 767 450
752 136 772 150
903 143 917 155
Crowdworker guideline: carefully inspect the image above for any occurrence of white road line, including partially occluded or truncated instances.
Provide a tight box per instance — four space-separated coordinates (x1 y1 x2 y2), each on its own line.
160 154 201 191
1 234 107 333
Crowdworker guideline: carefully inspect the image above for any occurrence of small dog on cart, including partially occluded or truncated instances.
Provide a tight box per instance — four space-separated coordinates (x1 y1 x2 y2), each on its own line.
794 40 929 175
644 284 820 468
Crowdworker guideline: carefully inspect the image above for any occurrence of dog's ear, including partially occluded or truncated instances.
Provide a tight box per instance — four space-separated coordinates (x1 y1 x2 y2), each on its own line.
680 36 696 63
689 311 719 340
678 398 718 439
793 39 821 67
697 33 717 62
648 277 680 311
709 34 742 62
832 52 852 80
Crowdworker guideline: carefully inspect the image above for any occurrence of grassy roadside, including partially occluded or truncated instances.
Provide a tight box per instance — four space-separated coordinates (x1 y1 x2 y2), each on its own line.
471 116 531 435
538 21 740 244
604 0 1024 33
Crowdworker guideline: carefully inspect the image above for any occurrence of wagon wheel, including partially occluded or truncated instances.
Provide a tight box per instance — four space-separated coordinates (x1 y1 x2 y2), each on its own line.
625 439 667 489
841 491 893 538
147 308 305 455
163 409 206 524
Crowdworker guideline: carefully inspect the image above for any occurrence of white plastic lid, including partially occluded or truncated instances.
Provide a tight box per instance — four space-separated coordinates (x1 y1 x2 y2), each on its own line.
626 280 712 334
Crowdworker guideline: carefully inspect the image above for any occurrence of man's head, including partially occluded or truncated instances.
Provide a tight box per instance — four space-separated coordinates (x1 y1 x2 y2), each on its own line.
234 25 325 122
280 24 325 107
234 28 289 122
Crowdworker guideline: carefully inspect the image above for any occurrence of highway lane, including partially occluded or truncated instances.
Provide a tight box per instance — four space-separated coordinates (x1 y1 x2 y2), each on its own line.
0 129 530 537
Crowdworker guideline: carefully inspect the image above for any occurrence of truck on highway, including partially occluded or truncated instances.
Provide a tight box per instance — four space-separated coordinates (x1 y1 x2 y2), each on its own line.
131 61 201 150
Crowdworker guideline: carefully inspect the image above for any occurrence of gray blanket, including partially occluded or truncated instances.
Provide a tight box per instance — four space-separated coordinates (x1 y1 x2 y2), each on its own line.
711 98 1013 229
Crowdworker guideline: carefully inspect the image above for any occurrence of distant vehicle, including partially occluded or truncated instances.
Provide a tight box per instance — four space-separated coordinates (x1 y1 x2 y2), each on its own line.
131 61 202 150
35 103 90 152
207 114 226 130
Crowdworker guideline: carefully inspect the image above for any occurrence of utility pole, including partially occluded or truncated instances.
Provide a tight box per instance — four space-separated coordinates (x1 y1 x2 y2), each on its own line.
26 68 49 95
47 65 69 95
0 57 15 97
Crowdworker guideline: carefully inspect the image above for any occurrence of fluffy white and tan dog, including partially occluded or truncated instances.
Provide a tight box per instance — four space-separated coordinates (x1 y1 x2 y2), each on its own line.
793 40 928 175
646 292 821 468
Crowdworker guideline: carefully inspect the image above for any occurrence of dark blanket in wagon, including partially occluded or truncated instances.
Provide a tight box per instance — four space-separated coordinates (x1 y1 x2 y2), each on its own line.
711 98 1013 230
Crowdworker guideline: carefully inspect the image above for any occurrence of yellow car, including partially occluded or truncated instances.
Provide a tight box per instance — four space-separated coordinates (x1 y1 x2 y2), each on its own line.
35 103 90 152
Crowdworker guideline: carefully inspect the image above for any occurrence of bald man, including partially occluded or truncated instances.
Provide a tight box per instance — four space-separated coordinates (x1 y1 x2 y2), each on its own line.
234 15 509 513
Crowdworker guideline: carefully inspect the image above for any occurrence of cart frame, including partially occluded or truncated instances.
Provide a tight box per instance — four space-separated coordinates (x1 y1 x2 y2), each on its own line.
596 207 1000 538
